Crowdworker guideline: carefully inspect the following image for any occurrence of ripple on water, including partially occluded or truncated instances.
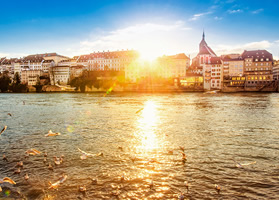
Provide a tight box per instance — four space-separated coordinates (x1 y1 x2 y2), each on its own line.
0 93 279 199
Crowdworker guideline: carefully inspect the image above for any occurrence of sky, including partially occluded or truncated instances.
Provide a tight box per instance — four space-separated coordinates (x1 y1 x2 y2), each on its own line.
0 0 279 60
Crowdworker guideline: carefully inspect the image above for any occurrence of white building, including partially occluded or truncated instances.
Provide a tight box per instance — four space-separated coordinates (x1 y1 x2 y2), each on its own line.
49 66 71 85
84 50 139 71
21 70 43 86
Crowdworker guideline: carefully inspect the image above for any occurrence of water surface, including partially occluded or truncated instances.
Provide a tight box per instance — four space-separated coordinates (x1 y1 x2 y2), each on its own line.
0 92 279 199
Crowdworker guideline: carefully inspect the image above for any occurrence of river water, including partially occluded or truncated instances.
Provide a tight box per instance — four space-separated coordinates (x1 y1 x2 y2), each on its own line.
0 92 279 200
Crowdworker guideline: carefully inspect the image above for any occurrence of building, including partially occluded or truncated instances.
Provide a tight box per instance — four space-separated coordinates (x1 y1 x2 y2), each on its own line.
70 66 84 80
49 66 71 85
76 50 139 72
222 55 244 77
124 53 190 83
58 57 79 67
272 60 279 80
178 71 204 89
157 53 190 79
191 31 218 90
210 57 223 89
21 70 43 86
242 50 273 87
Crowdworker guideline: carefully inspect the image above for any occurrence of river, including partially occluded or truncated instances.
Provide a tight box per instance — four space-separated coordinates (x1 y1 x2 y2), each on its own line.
0 92 279 199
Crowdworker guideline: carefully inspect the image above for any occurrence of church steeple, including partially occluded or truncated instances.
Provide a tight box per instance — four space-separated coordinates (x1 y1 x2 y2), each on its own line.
202 30 205 40
198 30 217 57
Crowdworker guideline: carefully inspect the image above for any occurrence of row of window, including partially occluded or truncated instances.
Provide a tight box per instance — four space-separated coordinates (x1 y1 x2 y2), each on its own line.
88 59 131 63
246 63 269 66
255 58 269 61
245 67 270 71
247 76 270 80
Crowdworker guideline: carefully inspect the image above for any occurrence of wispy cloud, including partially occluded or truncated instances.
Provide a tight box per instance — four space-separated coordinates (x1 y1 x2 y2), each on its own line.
251 8 264 14
228 9 243 14
189 12 212 21
226 0 236 3
214 16 223 20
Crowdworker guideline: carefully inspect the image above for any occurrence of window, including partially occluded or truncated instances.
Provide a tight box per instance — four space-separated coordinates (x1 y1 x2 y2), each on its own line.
266 58 269 61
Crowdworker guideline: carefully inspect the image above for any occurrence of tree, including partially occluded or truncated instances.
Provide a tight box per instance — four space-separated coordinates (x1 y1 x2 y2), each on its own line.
10 72 28 93
34 77 43 93
0 74 11 92
13 72 21 84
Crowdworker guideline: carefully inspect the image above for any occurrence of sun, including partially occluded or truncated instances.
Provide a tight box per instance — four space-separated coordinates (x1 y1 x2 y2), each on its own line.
138 48 162 62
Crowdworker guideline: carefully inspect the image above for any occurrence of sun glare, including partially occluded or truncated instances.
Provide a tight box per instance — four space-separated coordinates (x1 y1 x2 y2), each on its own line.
138 49 161 62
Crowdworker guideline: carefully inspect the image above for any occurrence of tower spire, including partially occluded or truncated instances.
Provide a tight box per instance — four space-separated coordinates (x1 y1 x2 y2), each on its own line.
202 29 205 40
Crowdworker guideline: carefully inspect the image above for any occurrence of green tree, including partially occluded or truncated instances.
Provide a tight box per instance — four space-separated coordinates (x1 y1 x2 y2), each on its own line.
10 72 28 93
13 72 21 84
0 74 11 92
34 77 43 93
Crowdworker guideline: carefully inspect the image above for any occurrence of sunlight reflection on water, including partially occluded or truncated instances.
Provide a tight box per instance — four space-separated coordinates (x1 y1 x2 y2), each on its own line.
0 93 279 199
136 100 159 152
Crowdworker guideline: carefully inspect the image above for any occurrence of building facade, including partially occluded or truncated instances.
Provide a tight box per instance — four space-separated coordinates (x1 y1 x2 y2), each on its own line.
191 32 218 90
242 50 273 87
21 70 43 86
49 66 71 85
273 60 279 80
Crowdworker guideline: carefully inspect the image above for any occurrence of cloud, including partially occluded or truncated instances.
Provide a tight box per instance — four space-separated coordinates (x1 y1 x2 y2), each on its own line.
0 53 9 57
189 12 212 21
226 0 236 3
251 9 264 14
214 16 223 20
214 40 273 55
79 21 192 58
0 52 28 58
228 9 242 14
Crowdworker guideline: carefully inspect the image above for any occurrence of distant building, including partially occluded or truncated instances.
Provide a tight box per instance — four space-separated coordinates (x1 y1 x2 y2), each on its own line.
272 60 279 80
222 54 244 77
21 70 43 86
70 66 84 80
210 57 223 89
49 66 71 85
125 53 190 83
242 50 273 87
191 31 218 90
58 57 79 67
77 50 139 71
179 71 203 89
157 53 190 78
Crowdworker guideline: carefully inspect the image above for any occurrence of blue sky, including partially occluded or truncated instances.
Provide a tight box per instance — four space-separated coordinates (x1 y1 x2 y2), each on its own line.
0 0 279 59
